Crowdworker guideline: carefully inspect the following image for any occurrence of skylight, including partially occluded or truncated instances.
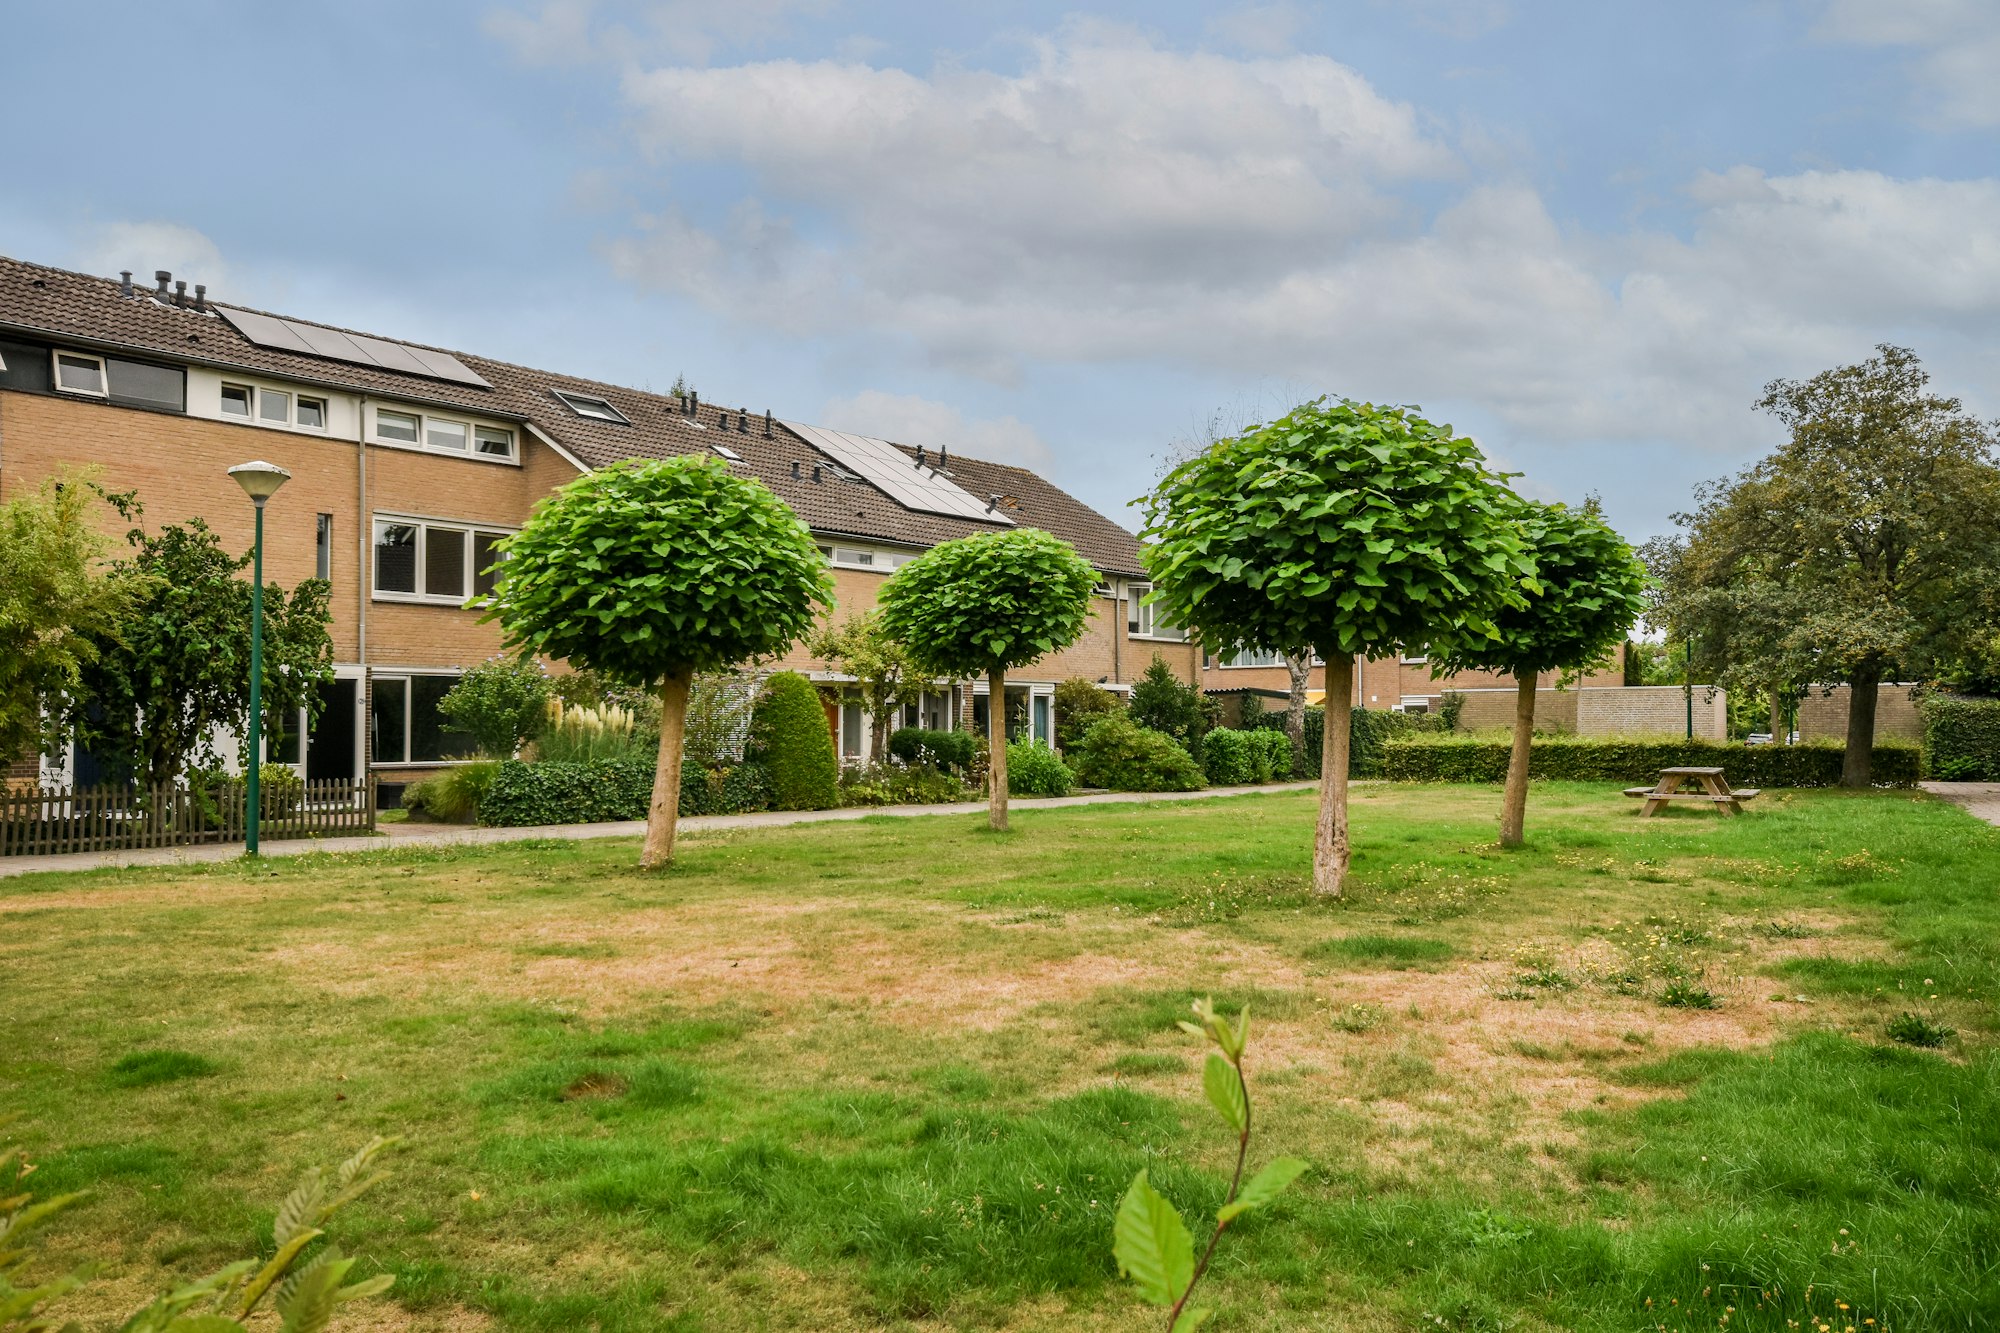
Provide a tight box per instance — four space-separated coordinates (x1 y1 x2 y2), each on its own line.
551 388 629 424
712 443 743 461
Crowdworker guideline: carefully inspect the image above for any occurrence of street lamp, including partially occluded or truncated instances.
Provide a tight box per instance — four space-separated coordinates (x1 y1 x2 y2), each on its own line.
229 460 291 855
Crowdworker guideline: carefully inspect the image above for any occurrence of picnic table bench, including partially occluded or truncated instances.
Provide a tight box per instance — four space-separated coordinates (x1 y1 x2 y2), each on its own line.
1622 767 1760 817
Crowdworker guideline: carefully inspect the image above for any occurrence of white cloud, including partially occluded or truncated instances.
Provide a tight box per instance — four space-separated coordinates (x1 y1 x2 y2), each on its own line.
817 390 1053 470
74 221 229 294
600 22 2000 458
1814 0 2000 128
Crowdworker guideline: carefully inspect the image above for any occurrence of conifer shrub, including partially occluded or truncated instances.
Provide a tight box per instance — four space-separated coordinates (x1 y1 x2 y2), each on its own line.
751 671 840 811
1073 715 1205 792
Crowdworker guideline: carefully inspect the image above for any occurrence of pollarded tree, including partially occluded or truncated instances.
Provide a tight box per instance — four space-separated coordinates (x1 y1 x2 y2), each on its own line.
1141 397 1535 897
878 528 1098 831
489 457 831 867
1431 500 1648 848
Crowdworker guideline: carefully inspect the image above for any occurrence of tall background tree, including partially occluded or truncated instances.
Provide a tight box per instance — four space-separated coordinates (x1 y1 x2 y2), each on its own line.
879 528 1097 831
1142 397 1534 897
64 510 331 788
0 473 132 768
1432 500 1648 847
490 457 831 867
1649 346 2000 786
808 609 926 759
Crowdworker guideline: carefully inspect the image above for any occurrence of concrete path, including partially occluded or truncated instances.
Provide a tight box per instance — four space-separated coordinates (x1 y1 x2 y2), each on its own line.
1921 781 2000 828
0 782 1318 880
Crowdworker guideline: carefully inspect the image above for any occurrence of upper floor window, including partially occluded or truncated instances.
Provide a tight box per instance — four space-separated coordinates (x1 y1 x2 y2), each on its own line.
551 389 629 424
373 516 512 604
53 352 107 397
1220 647 1285 668
1127 582 1188 642
224 381 326 431
369 405 515 462
315 513 333 581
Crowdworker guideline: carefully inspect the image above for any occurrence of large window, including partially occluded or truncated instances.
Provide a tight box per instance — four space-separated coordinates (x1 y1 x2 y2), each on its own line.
369 405 515 461
1220 647 1285 668
1127 582 1188 642
373 516 511 604
369 674 477 764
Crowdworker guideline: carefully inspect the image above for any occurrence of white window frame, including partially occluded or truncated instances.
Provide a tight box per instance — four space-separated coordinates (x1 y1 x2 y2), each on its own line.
221 382 255 418
296 394 328 431
1400 650 1429 665
52 350 108 398
368 668 474 768
371 514 515 606
550 388 630 424
258 386 292 426
1127 582 1188 642
1220 647 1285 669
823 544 912 572
367 405 518 465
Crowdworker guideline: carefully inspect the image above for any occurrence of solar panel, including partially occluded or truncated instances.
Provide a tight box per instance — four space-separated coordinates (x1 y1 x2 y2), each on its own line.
215 308 492 388
782 420 1014 525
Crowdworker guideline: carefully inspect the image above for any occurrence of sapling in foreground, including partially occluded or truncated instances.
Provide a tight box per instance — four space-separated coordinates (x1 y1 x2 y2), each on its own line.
1113 1000 1308 1331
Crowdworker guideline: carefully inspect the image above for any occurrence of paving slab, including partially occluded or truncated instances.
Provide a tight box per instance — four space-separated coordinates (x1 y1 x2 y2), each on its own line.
0 782 1319 880
1921 781 2000 828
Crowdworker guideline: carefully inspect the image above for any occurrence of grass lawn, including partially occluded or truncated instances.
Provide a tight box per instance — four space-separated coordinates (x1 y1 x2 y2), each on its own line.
4 783 1997 1332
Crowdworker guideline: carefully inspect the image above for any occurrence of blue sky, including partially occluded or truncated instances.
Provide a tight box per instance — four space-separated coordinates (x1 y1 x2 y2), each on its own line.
7 0 1999 544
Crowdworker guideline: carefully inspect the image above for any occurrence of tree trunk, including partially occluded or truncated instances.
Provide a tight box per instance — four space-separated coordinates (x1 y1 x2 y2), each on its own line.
641 668 692 869
987 666 1009 831
1284 651 1312 778
1499 671 1536 848
1841 668 1880 789
871 688 893 761
1313 655 1353 897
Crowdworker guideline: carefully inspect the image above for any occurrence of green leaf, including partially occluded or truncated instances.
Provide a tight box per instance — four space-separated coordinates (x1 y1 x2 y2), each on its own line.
1202 1054 1246 1134
1113 1170 1195 1307
1172 1308 1213 1332
1217 1157 1310 1224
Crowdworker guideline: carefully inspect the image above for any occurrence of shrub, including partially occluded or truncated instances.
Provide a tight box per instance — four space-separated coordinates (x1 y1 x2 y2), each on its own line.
679 761 773 816
1072 714 1205 792
255 762 304 818
481 757 656 826
402 760 500 823
837 761 978 807
889 726 977 773
1054 677 1123 752
1128 656 1217 764
437 656 550 757
1922 695 2000 780
1006 739 1075 797
1379 735 1921 787
535 698 649 764
1887 1012 1955 1048
1249 728 1293 782
752 671 840 811
1250 705 1453 779
684 671 761 767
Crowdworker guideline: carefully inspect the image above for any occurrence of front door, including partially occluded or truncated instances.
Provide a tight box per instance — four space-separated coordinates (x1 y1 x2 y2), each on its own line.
306 679 359 782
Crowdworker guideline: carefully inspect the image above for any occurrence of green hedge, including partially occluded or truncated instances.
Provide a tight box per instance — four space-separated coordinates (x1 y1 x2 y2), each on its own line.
481 757 772 826
1249 705 1453 779
1201 727 1295 785
752 672 840 811
1005 739 1075 797
889 726 977 773
1380 736 1920 787
1072 715 1205 792
1922 696 2000 780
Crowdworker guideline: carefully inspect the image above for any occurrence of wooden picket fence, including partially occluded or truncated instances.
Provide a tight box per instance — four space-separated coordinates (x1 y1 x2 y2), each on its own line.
0 777 376 857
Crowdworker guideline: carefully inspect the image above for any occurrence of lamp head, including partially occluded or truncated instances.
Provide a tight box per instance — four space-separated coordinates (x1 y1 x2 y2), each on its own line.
228 460 291 504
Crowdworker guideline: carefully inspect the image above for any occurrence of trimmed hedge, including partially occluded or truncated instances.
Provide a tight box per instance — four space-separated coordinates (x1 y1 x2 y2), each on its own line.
889 726 978 774
1201 727 1296 785
752 671 840 811
481 757 772 826
1249 705 1453 779
1072 715 1205 792
1380 735 1920 788
1923 696 2000 780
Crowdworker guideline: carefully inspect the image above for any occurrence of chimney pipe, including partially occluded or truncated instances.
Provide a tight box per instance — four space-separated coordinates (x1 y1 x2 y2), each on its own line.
939 445 949 468
173 280 187 309
737 412 748 434
812 464 822 483
763 409 772 438
120 270 134 298
791 460 801 479
914 445 926 468
987 493 1001 511
193 284 207 313
719 410 729 431
690 390 699 415
154 270 171 297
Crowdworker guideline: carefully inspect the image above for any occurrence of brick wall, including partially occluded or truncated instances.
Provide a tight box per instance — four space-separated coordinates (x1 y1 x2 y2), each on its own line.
1797 684 1924 743
1447 685 1726 738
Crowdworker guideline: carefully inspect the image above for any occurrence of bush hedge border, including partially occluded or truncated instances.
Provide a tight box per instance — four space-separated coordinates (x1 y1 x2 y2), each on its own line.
1381 736 1919 787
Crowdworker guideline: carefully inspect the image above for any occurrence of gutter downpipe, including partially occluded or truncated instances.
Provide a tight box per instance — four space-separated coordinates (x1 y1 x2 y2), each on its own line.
357 397 369 771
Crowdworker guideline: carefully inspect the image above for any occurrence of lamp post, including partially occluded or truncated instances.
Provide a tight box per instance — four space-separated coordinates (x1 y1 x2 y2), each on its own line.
229 461 291 855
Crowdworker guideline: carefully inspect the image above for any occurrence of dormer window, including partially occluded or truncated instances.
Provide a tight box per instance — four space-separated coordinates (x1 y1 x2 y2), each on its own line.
53 351 107 397
551 389 628 424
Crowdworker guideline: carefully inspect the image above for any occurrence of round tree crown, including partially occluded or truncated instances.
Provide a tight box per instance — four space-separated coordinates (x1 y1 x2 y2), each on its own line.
1139 397 1536 660
489 456 832 684
1431 500 1649 679
878 527 1098 678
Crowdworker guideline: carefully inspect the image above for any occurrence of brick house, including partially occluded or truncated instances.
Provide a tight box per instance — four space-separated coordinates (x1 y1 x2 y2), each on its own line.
0 256 1201 791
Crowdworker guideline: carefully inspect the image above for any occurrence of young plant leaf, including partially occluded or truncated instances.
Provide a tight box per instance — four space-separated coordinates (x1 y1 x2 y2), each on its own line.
1216 1157 1310 1224
1202 1053 1247 1134
1113 1170 1195 1307
1172 1308 1213 1332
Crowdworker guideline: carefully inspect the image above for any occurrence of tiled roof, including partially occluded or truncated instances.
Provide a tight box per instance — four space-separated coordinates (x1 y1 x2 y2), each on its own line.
0 255 1146 576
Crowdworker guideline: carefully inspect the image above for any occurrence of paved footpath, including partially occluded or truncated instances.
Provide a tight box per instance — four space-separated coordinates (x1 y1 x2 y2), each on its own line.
1921 781 2000 828
0 782 1318 880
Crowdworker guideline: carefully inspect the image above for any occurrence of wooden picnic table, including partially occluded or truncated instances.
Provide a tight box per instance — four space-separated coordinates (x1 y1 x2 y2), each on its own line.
1622 766 1760 817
